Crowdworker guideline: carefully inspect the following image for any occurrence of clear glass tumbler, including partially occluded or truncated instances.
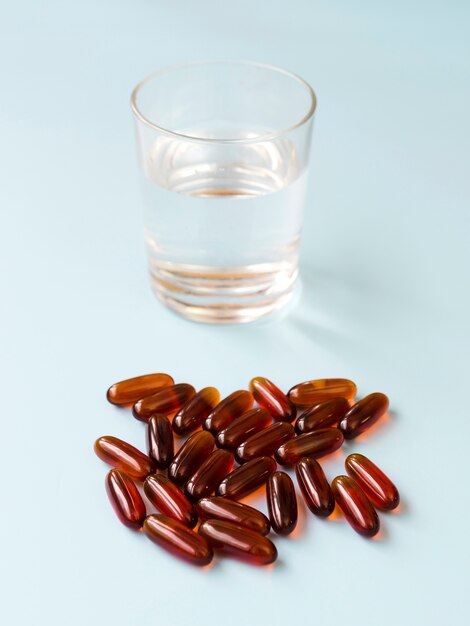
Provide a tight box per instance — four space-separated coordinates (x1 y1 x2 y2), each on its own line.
131 61 316 324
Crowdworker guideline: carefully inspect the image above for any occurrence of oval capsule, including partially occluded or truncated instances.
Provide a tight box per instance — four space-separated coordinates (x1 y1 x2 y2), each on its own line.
133 383 196 423
199 519 277 565
94 436 152 481
196 497 270 535
295 457 335 517
267 471 297 535
146 414 174 470
295 397 350 434
332 475 380 537
217 456 277 500
275 428 344 465
105 469 146 529
144 474 197 527
249 377 296 422
288 378 357 407
339 393 389 439
216 408 272 449
143 514 213 566
168 430 215 484
345 453 399 510
106 373 174 406
172 387 220 435
204 390 254 434
235 422 295 463
185 449 234 502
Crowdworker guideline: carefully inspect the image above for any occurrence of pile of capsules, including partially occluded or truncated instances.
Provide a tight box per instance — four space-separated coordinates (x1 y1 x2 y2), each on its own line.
94 374 400 566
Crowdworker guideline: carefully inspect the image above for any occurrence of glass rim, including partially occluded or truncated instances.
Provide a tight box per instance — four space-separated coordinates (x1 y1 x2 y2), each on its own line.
130 60 317 144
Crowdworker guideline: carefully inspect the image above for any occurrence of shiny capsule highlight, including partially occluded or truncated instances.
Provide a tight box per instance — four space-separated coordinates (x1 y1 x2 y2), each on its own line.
345 453 399 510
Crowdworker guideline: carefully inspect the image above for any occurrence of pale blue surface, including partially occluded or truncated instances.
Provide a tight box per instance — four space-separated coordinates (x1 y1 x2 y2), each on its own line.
1 1 469 625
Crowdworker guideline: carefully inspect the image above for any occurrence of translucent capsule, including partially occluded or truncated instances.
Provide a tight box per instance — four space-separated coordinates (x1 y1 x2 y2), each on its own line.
345 453 399 510
275 428 344 465
267 471 297 535
144 514 213 566
146 414 174 470
295 397 350 434
217 456 277 500
144 474 197 527
185 449 234 502
295 457 335 517
331 475 380 537
94 436 152 481
196 497 270 535
288 378 357 407
105 469 146 530
249 377 296 422
199 519 277 566
204 390 254 434
106 373 174 406
216 408 272 449
168 430 215 485
339 393 389 439
172 387 220 436
133 384 196 423
235 422 295 463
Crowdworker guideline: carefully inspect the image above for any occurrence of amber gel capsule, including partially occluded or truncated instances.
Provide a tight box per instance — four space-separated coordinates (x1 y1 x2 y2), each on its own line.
144 474 196 528
332 475 380 537
133 383 196 423
295 457 335 517
185 449 234 502
204 390 254 434
295 397 350 434
267 471 297 535
199 519 277 566
106 373 174 406
196 497 270 535
216 408 272 450
172 387 220 436
217 456 277 500
275 428 344 465
94 436 152 481
105 469 146 530
288 378 357 407
339 393 389 439
144 514 213 566
249 377 296 422
146 414 174 470
235 422 295 463
168 430 215 484
345 453 399 510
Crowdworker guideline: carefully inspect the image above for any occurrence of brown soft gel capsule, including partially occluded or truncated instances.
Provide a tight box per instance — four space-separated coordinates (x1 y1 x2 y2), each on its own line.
172 387 220 436
144 474 197 528
249 377 296 422
106 373 174 406
133 383 196 422
339 393 389 439
204 390 254 434
199 519 277 565
144 514 213 566
235 421 295 463
275 428 344 465
295 397 350 434
105 469 146 530
331 475 380 537
94 436 152 481
217 456 277 500
345 453 399 510
168 430 215 485
146 414 174 470
295 457 335 517
267 471 298 535
185 449 234 502
288 378 357 407
196 497 270 535
216 408 272 450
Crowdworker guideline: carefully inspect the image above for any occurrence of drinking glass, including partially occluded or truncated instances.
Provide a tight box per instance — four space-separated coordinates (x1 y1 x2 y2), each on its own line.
131 61 316 324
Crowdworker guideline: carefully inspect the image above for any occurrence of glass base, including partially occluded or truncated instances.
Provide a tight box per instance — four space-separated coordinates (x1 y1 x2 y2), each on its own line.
149 260 298 324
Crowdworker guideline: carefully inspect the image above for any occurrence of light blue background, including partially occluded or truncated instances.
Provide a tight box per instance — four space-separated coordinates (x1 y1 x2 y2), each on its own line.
1 1 469 625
